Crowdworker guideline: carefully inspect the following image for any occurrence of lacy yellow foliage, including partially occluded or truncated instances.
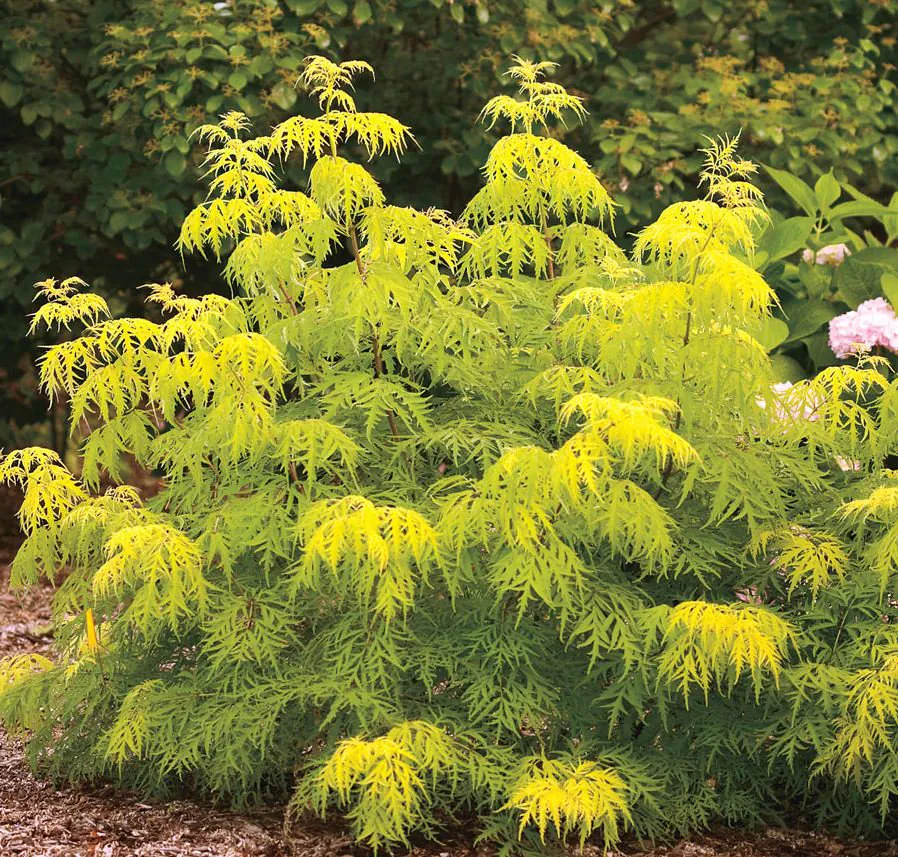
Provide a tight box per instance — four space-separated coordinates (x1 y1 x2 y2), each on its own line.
658 601 795 702
0 653 53 689
503 758 630 847
297 497 438 619
93 523 207 632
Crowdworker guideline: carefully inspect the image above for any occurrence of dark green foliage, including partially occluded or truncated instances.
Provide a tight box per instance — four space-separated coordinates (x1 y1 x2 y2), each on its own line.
3 0 898 441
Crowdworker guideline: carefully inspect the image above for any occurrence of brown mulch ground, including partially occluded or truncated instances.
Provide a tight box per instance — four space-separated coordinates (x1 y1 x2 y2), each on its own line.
1 494 898 856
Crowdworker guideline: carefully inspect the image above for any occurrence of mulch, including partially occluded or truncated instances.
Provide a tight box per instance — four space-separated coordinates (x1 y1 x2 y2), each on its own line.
1 492 897 856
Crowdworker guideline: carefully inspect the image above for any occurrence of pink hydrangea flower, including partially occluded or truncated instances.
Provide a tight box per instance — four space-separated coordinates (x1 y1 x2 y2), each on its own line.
828 297 898 359
802 243 851 266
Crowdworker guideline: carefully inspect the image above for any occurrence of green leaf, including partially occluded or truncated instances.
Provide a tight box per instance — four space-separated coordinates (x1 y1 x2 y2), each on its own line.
757 217 814 263
769 354 806 383
763 165 818 217
814 171 840 210
0 81 23 108
327 0 348 13
20 104 38 126
780 299 839 343
10 52 33 73
798 257 832 299
829 200 890 221
833 247 898 308
247 56 274 77
164 151 187 179
354 0 372 23
702 0 724 21
108 210 130 234
804 330 840 369
271 83 298 111
756 317 790 351
203 46 229 62
620 154 642 175
450 2 464 23
841 181 883 208
228 72 248 92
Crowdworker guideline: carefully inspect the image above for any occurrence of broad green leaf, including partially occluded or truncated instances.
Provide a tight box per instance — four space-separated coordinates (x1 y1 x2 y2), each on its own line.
354 0 372 22
757 217 813 263
0 81 23 108
842 181 881 206
164 151 186 179
764 165 817 217
885 191 898 240
271 83 297 111
247 56 274 77
833 246 898 308
20 103 38 125
882 273 898 308
780 299 839 343
10 52 33 73
756 317 789 351
814 171 840 210
769 354 806 383
803 330 840 368
108 210 129 234
620 154 642 175
829 200 890 221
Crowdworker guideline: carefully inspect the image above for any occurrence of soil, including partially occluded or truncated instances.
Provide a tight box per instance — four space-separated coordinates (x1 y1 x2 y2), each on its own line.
1 488 897 855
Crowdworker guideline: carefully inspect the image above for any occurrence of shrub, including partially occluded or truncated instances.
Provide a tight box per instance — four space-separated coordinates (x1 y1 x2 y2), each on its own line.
5 57 898 851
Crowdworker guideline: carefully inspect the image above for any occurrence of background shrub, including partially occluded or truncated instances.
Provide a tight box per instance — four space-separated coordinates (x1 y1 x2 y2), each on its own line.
2 0 898 441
